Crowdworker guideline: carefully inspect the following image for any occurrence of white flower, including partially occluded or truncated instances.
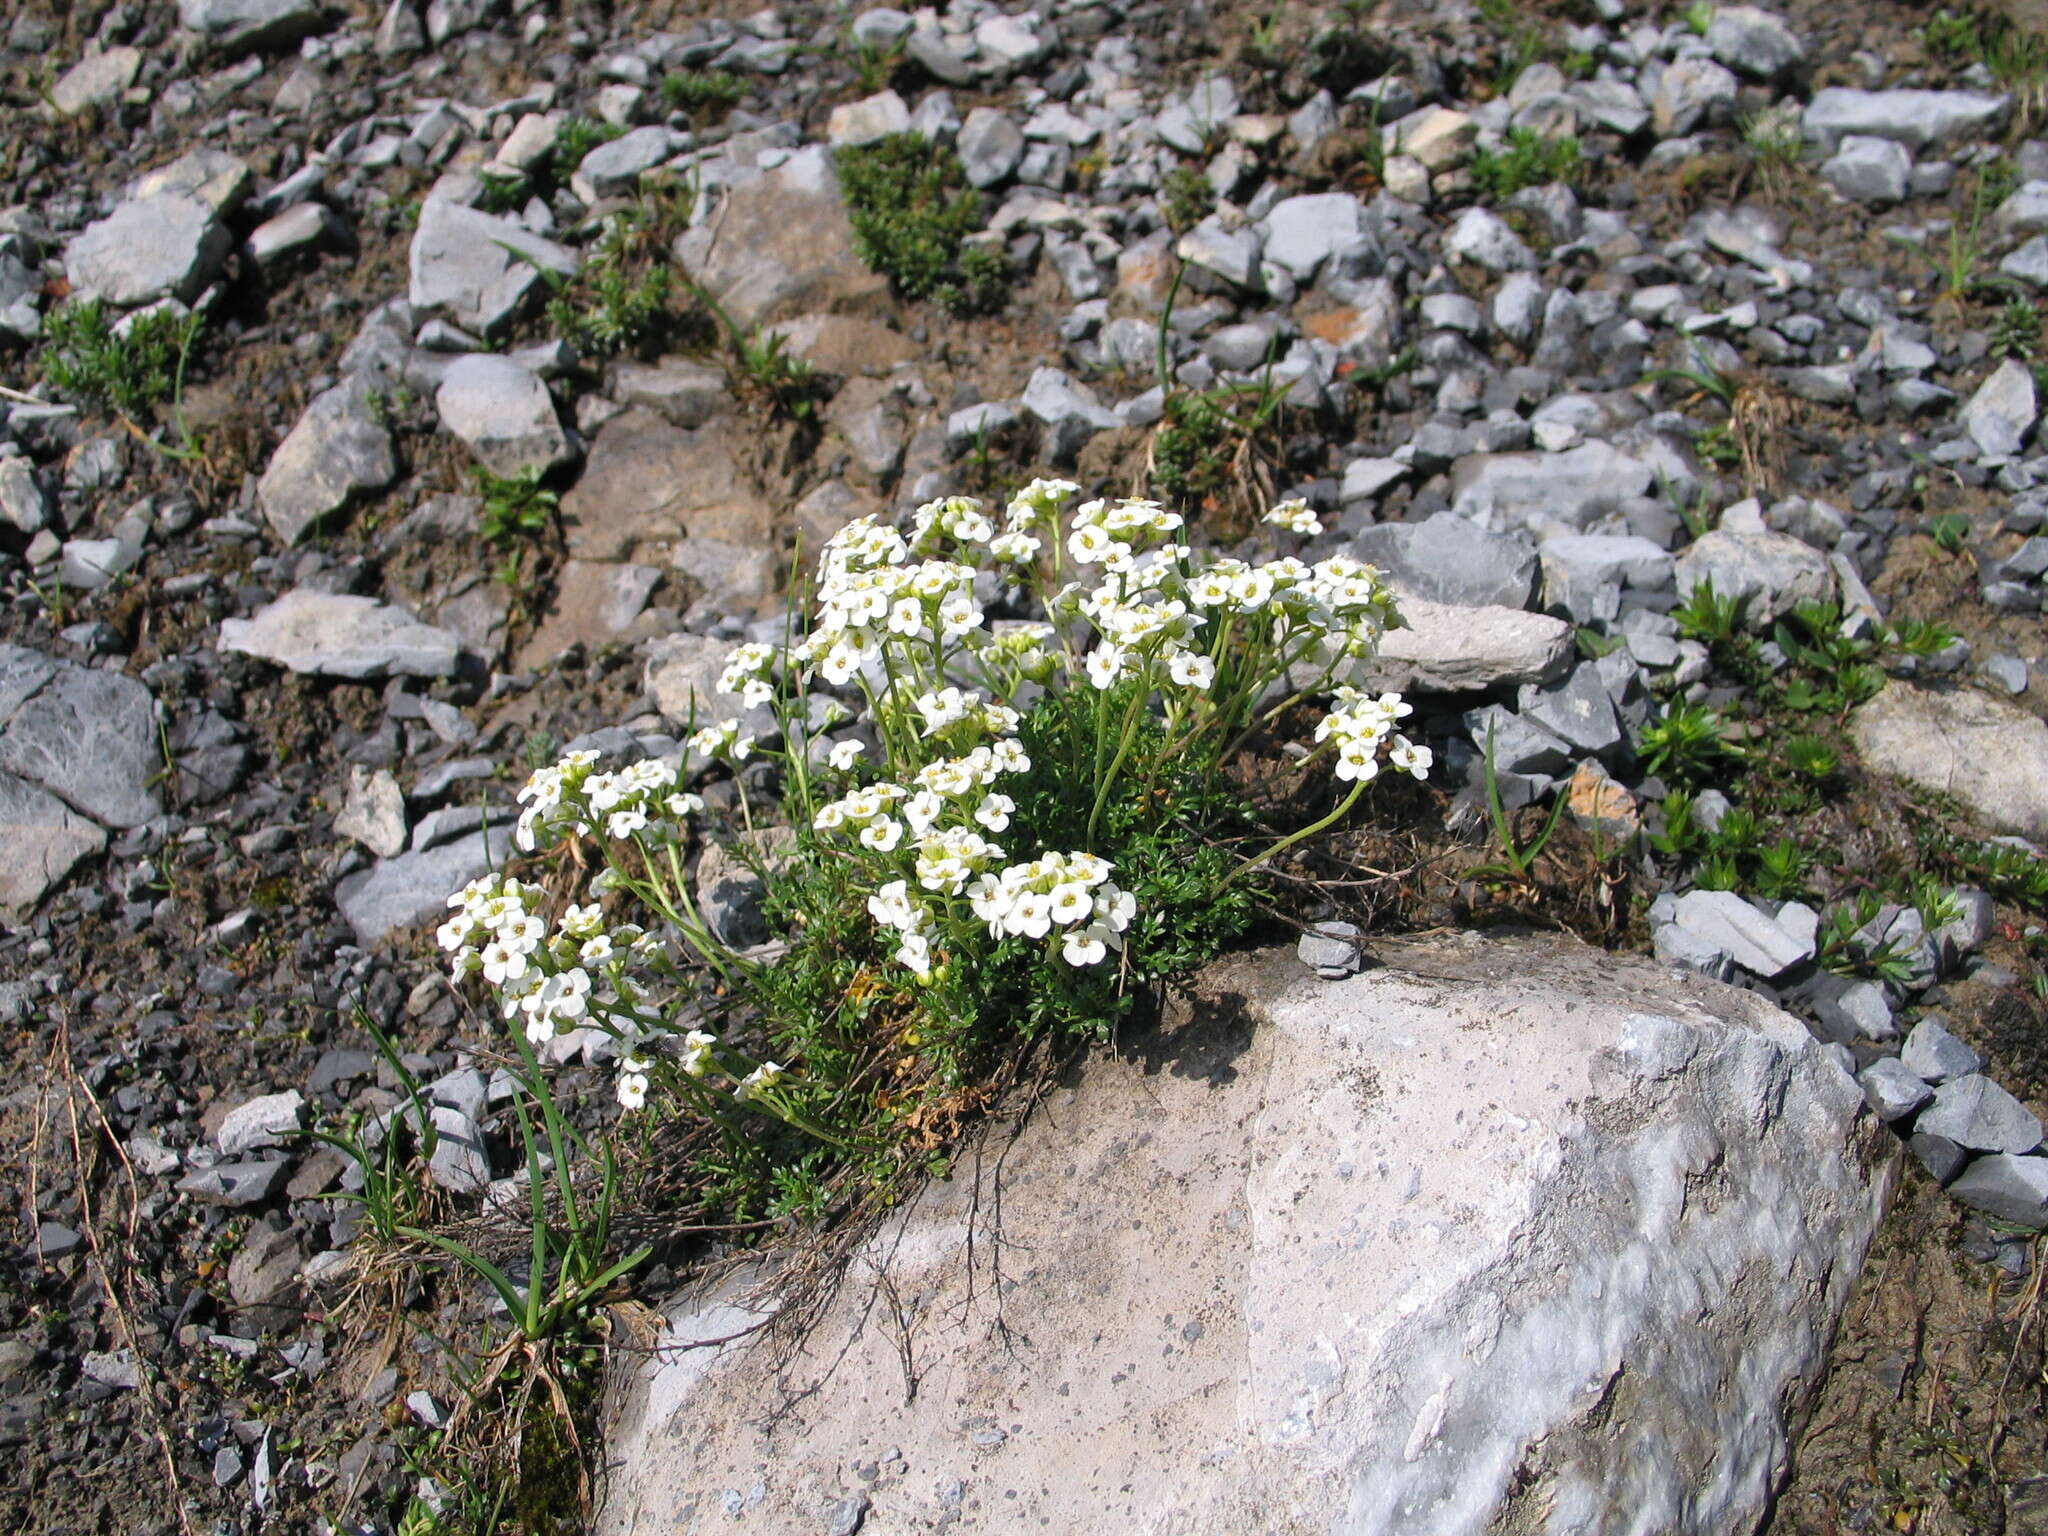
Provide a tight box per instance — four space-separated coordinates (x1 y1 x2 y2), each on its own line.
1168 651 1216 689
616 1071 649 1111
1069 522 1118 564
868 879 918 930
1005 890 1053 939
858 817 904 852
1334 739 1382 783
1062 928 1109 966
1084 646 1127 690
1263 498 1322 536
1389 734 1433 779
1047 882 1094 926
735 1061 785 1101
607 807 649 840
895 930 933 977
481 939 528 986
1094 885 1138 931
681 1030 716 1077
973 793 1013 832
827 738 865 772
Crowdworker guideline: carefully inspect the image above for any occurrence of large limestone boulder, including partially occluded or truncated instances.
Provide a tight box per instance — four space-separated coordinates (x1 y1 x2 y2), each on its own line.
602 934 1892 1536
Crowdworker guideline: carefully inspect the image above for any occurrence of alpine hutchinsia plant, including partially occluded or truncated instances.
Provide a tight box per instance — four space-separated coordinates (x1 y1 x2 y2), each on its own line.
439 481 1429 1208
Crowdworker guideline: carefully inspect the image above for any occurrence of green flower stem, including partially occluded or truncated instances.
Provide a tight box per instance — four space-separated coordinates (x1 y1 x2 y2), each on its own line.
1224 774 1369 887
1085 677 1154 847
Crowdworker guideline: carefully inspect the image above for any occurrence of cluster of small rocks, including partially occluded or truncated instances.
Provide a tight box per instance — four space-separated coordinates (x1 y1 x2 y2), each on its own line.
4 0 2048 1524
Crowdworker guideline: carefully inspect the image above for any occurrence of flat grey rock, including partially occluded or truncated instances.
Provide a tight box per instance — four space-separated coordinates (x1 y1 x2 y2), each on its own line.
571 126 680 201
1803 88 2009 153
1820 136 1911 204
0 769 106 915
1352 512 1538 608
1446 206 1535 272
1518 664 1625 758
64 193 230 306
958 107 1024 187
1346 598 1573 694
1705 5 1804 78
1259 193 1370 284
1450 444 1654 531
435 355 575 478
1674 530 1835 627
1857 1058 1932 1121
1667 889 1815 978
1900 1015 1981 1084
334 825 509 944
824 91 911 149
177 1159 291 1207
216 1091 306 1155
256 379 397 545
335 765 408 858
1946 1153 2048 1227
1851 682 2048 840
1651 56 1738 136
1912 1073 2042 1154
1297 921 1363 977
178 0 326 52
50 46 142 116
0 659 159 829
673 146 885 331
1154 76 1239 154
1176 216 1264 290
1019 367 1118 464
408 197 578 337
1959 359 2036 458
219 589 464 679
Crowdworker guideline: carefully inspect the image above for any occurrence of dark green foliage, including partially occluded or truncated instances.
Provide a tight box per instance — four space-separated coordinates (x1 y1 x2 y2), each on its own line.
1160 164 1216 234
1469 128 1582 198
661 70 745 118
1637 699 1733 787
1924 511 1971 554
543 212 676 358
835 133 1003 313
1672 577 1748 646
473 466 559 547
1149 378 1288 505
39 298 203 420
1992 296 2040 359
549 117 624 184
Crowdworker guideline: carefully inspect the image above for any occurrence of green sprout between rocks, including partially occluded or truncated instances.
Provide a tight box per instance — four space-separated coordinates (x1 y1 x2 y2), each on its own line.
1638 698 1735 787
39 296 204 424
1469 128 1581 199
1992 296 2041 359
660 69 745 119
473 467 560 589
1160 163 1217 234
542 206 680 359
1924 510 1972 554
437 483 1429 1231
1467 723 1568 887
835 131 1008 314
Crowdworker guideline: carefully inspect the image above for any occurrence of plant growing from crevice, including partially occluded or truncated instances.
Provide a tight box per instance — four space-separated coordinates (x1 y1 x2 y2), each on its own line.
661 70 745 120
1469 128 1581 198
542 204 687 359
835 132 1007 315
1160 164 1216 234
39 297 204 427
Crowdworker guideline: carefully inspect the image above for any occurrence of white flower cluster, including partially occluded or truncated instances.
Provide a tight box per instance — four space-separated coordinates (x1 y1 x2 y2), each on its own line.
515 749 705 852
971 851 1136 966
1315 687 1434 784
717 642 778 709
437 872 661 1050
